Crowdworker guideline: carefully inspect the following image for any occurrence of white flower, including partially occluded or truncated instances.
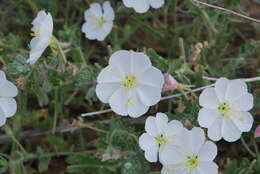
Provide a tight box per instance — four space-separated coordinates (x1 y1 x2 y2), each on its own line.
198 77 254 142
0 71 18 126
27 10 53 65
139 113 184 162
96 50 164 117
122 0 165 13
160 127 218 174
81 1 115 41
161 165 177 174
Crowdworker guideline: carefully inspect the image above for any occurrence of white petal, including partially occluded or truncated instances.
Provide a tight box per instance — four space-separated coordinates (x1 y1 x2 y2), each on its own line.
127 92 149 118
161 165 182 174
109 88 128 116
84 9 97 21
27 50 45 65
175 129 193 155
225 79 248 103
0 71 7 87
30 37 50 52
103 1 115 21
28 37 50 65
96 27 109 41
190 169 201 174
40 13 53 38
231 111 253 132
198 108 219 128
155 113 168 134
137 85 161 106
96 83 120 103
145 116 159 137
139 67 164 88
133 0 150 13
0 98 17 118
214 77 229 102
122 0 134 7
0 80 18 98
230 93 253 111
198 141 217 162
131 52 152 75
164 120 184 136
149 0 165 8
0 107 6 127
81 22 98 40
32 10 47 29
89 3 102 18
190 127 205 154
139 133 157 150
100 21 113 39
144 144 159 162
109 50 132 73
199 88 220 109
160 146 185 165
208 117 222 141
198 162 218 174
97 64 122 83
222 118 241 142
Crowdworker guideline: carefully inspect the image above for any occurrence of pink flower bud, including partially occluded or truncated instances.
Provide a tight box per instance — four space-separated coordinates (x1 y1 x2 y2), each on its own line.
254 125 260 138
162 73 179 92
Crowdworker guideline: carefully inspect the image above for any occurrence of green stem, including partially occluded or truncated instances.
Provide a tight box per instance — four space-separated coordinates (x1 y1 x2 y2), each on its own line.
52 87 60 134
252 138 260 167
4 125 27 154
81 123 107 134
51 37 67 65
241 136 256 158
179 37 186 60
14 150 95 164
201 9 219 34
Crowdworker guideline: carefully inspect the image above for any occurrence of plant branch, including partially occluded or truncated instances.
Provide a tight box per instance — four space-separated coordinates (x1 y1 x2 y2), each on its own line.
191 0 260 23
82 76 260 117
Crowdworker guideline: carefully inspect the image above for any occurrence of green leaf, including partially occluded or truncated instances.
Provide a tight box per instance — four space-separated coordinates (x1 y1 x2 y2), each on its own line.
8 54 29 75
37 147 51 172
47 135 67 151
66 155 115 174
76 66 97 88
0 157 8 173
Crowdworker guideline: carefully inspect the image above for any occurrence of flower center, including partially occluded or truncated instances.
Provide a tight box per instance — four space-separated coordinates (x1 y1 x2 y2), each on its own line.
121 74 138 89
155 135 167 145
186 156 199 170
31 28 41 37
98 17 107 27
218 102 232 117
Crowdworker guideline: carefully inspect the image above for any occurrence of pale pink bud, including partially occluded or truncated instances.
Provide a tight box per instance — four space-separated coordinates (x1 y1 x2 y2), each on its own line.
162 73 179 92
254 125 260 138
101 148 122 161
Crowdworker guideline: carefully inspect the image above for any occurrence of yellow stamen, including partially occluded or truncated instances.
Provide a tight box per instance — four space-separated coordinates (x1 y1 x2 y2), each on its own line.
238 117 245 122
98 17 106 27
218 102 232 118
31 28 41 37
155 135 167 145
186 156 199 170
121 74 138 89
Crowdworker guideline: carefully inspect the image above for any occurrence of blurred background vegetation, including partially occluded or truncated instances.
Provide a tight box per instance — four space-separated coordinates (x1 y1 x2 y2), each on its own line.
0 0 259 173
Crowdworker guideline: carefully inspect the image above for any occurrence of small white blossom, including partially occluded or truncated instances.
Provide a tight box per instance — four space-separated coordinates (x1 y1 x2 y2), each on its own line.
81 1 115 41
160 127 218 174
27 10 53 65
0 71 18 126
139 113 184 162
122 0 165 13
96 50 164 117
198 78 254 142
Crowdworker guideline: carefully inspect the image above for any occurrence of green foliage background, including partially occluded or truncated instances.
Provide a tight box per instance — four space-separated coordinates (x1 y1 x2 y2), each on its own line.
0 0 259 173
